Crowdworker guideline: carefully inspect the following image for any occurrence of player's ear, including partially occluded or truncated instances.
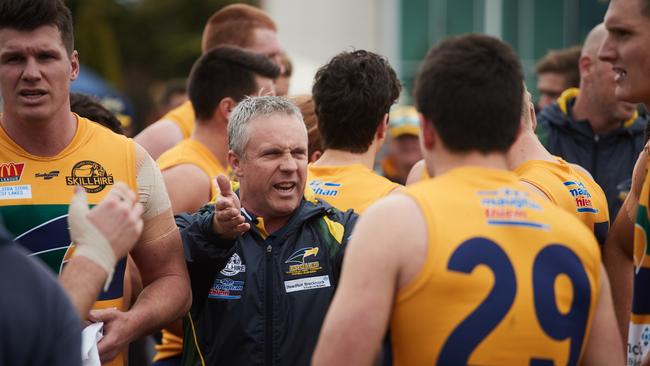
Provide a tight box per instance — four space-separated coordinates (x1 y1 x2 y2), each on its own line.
228 150 243 178
69 50 80 81
376 113 389 139
419 114 437 151
217 97 237 121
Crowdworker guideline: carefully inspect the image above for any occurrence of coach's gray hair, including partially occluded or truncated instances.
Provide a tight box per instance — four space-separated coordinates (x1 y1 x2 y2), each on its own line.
228 96 304 157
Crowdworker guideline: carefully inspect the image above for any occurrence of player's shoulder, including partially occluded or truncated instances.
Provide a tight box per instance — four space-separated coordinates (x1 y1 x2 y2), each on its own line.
162 162 210 183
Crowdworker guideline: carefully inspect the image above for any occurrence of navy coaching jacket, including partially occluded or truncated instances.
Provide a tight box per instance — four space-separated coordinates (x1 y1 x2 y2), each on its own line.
178 198 357 366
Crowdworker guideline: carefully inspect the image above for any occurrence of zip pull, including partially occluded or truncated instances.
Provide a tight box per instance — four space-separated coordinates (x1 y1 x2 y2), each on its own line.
267 244 272 253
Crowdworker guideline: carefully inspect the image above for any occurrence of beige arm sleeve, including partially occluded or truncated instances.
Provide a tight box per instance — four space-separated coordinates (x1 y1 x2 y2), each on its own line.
134 144 172 220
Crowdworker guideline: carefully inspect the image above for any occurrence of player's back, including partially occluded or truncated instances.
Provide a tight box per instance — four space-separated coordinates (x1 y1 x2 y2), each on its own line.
392 166 601 365
515 157 609 245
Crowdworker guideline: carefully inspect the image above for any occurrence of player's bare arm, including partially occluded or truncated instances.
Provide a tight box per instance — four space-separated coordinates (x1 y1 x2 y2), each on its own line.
162 163 212 214
581 266 625 365
134 119 184 160
60 183 144 318
313 194 427 365
89 145 191 362
405 159 426 185
603 146 647 341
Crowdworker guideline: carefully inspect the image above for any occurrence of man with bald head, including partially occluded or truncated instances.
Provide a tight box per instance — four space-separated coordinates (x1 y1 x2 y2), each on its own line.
598 0 650 363
537 23 647 220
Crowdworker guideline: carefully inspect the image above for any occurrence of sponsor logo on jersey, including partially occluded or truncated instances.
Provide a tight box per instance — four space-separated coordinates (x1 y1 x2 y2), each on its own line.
285 247 322 276
564 180 598 213
0 184 31 200
220 253 246 276
0 162 25 183
66 160 114 193
209 278 244 300
310 180 341 197
479 188 549 229
35 170 60 180
628 324 650 365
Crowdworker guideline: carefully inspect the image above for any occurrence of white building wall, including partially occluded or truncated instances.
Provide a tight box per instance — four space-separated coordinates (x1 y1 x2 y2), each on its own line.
262 0 400 95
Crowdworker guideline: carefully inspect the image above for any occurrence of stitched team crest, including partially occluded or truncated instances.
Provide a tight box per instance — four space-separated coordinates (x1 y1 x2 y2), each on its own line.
285 247 319 264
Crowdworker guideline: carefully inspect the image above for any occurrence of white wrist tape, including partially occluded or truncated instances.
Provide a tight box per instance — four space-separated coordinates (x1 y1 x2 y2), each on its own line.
68 189 117 291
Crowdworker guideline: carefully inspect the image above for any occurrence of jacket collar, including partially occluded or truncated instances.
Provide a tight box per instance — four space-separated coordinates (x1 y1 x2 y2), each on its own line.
556 88 639 129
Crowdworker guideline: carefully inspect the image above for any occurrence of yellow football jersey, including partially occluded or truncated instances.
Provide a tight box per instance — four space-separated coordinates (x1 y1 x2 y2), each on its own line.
392 167 601 365
629 158 650 365
157 138 225 199
0 115 137 366
515 157 609 245
155 138 225 361
161 100 195 139
307 164 401 213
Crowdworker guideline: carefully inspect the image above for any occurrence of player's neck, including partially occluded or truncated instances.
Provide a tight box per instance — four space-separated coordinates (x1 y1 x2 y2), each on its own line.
313 139 380 169
192 119 229 169
1 109 77 157
506 131 555 170
313 149 376 169
431 149 510 177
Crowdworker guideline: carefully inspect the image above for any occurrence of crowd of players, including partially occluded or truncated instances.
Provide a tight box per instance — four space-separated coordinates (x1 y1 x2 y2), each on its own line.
1 0 650 365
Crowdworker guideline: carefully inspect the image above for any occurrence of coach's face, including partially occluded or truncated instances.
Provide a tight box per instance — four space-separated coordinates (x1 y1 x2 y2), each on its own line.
234 113 308 220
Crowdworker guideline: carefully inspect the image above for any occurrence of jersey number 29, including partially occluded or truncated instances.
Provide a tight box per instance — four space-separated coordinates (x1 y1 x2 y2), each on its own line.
438 237 591 366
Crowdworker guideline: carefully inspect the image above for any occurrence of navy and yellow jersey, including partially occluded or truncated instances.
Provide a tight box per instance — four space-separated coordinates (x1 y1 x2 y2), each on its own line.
515 157 610 245
307 164 401 213
161 100 195 139
0 115 137 366
630 161 650 365
391 167 601 365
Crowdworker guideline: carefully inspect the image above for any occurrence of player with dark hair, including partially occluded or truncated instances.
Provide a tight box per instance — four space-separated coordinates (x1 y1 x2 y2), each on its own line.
314 33 621 365
0 1 190 365
308 50 402 213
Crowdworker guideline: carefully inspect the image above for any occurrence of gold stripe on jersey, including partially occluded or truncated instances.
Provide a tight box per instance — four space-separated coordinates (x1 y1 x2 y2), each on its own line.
392 167 601 366
515 157 609 245
629 158 650 364
0 115 137 366
157 138 226 199
307 164 401 213
161 100 195 139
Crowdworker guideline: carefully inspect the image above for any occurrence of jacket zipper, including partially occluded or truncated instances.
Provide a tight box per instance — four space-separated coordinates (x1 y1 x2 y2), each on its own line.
265 244 273 366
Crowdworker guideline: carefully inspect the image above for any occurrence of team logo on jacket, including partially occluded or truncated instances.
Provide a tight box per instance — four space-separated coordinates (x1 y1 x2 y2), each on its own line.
0 162 25 183
220 253 246 276
309 180 341 197
564 180 598 213
285 247 322 276
66 160 114 193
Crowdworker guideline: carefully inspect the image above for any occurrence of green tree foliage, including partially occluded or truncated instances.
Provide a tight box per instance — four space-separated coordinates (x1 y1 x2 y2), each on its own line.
67 0 256 129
